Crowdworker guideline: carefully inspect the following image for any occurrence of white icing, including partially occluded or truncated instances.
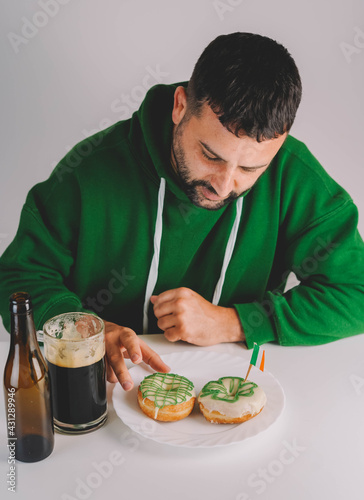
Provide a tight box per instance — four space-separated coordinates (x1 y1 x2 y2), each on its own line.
198 377 266 418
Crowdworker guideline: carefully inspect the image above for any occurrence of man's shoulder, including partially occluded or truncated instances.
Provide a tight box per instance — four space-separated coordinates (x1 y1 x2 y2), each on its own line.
276 135 350 200
66 120 130 165
279 134 322 171
49 120 134 185
268 135 354 238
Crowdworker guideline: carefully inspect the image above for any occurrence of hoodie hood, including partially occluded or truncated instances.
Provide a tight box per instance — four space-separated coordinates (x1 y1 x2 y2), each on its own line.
132 81 195 204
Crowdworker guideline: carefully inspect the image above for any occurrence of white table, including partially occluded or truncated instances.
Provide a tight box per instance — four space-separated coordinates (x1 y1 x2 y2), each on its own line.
1 333 364 500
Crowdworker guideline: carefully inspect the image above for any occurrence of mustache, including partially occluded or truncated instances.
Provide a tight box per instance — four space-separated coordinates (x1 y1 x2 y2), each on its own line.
189 179 218 194
187 179 239 199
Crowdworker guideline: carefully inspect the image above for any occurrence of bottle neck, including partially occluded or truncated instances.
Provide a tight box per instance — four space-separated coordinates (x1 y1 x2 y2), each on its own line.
11 311 39 351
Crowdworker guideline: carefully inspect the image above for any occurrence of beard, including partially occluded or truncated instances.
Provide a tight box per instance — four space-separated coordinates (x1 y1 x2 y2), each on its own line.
171 119 248 210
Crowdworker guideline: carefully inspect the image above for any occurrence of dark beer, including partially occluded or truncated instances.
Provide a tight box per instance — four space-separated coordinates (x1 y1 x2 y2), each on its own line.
43 312 107 433
3 292 54 462
47 358 106 426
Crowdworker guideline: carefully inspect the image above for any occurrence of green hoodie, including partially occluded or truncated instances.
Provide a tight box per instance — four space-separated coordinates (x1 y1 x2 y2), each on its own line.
1 82 364 348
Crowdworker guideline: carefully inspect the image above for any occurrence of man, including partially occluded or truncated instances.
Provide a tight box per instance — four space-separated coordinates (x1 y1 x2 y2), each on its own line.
1 33 364 391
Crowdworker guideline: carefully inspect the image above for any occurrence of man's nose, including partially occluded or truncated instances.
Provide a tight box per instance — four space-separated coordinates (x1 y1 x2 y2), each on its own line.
210 169 235 198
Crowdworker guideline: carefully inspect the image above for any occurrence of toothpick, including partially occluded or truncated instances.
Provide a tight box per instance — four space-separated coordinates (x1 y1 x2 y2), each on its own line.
244 364 253 383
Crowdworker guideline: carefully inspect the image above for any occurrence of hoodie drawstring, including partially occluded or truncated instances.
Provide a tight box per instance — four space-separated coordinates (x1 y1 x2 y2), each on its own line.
143 178 166 333
142 177 243 333
211 196 243 305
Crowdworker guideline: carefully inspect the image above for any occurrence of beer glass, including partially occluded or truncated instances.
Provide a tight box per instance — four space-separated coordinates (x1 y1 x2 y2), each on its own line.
43 312 107 434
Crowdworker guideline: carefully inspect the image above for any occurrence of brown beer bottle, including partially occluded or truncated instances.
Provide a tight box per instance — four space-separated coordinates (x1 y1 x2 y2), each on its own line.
3 292 54 462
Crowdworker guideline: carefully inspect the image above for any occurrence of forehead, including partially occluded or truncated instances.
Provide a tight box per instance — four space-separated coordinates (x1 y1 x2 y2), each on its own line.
187 103 286 159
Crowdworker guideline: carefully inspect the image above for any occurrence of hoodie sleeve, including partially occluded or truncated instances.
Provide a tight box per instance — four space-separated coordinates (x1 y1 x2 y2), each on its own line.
234 199 364 348
0 170 89 333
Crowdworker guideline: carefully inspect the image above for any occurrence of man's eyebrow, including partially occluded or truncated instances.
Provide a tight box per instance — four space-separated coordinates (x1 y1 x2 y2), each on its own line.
200 141 225 160
199 141 268 170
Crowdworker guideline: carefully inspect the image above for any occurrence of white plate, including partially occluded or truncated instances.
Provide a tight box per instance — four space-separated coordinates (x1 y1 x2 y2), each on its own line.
112 350 285 448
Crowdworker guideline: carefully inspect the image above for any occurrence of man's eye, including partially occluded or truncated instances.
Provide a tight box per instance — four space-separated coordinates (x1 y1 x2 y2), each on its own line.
240 166 258 173
202 150 220 162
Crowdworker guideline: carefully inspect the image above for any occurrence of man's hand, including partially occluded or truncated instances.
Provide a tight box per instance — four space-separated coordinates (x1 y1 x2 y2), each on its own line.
151 287 245 346
104 321 170 391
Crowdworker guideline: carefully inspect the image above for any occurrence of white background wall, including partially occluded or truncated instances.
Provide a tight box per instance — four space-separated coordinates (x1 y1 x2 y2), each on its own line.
0 0 363 340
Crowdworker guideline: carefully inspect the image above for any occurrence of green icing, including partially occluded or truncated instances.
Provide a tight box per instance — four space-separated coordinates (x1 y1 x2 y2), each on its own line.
199 376 257 402
140 373 194 409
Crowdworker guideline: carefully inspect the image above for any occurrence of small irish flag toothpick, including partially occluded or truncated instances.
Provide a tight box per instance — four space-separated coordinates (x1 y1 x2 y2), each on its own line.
244 343 265 383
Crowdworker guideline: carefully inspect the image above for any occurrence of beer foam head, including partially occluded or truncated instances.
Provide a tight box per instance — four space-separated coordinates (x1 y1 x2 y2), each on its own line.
43 312 105 368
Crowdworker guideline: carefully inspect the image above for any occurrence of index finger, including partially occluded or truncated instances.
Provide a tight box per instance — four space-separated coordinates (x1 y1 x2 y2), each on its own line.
139 338 170 373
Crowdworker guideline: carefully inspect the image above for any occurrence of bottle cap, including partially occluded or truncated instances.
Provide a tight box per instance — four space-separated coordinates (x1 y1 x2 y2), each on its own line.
9 292 33 314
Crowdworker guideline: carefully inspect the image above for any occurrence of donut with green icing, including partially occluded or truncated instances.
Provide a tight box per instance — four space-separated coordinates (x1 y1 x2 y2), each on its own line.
198 376 266 424
138 372 196 421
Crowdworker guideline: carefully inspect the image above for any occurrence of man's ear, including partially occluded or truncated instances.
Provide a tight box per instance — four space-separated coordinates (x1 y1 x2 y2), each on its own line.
171 86 188 125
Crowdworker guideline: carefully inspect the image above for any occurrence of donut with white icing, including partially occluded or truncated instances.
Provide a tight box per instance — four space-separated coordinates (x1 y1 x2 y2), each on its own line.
198 376 266 424
137 372 196 421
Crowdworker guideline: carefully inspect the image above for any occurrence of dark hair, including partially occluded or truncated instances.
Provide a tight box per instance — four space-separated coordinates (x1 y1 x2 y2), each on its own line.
186 32 302 141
